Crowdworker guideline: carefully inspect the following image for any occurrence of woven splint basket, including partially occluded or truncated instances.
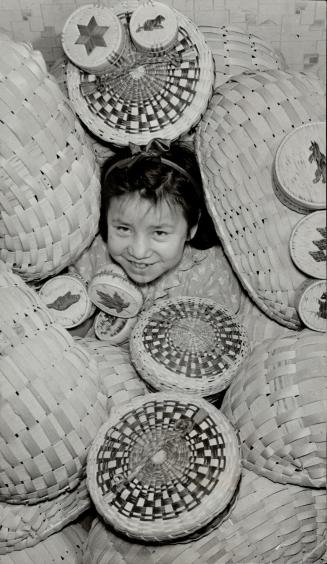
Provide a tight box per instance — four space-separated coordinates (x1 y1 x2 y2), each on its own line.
87 393 241 542
0 262 106 504
221 329 327 488
195 69 325 329
83 468 326 564
0 38 100 282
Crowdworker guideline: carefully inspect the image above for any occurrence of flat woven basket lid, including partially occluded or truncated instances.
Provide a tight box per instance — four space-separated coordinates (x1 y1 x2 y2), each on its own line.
297 280 327 332
88 265 143 318
274 122 326 212
87 392 241 542
289 211 326 279
94 310 137 343
129 1 179 53
129 297 248 398
66 3 214 146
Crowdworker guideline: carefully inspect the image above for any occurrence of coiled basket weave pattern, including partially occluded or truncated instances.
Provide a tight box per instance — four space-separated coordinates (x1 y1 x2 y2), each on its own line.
0 261 107 504
0 38 100 282
195 69 326 329
87 393 241 543
221 329 327 488
83 468 326 564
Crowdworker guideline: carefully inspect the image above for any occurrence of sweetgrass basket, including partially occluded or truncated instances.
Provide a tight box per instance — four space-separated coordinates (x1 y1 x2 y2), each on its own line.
83 469 327 564
0 479 89 555
289 211 326 279
296 279 327 332
130 296 248 399
0 263 107 504
0 38 100 282
87 393 241 542
221 328 327 488
195 69 325 329
66 2 214 146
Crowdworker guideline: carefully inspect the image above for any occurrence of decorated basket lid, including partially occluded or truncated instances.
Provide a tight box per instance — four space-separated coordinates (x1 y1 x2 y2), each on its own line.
296 279 327 332
61 4 126 74
88 264 143 318
38 273 94 328
66 2 214 146
289 211 326 279
130 296 249 398
87 392 241 542
274 122 326 213
94 310 137 344
129 1 178 53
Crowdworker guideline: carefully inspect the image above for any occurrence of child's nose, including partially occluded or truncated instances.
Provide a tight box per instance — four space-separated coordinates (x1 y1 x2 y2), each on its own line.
128 235 150 259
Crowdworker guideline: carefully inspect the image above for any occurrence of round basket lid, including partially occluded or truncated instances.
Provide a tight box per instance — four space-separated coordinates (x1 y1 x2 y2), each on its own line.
66 3 214 146
129 1 178 53
88 264 143 318
38 273 94 328
61 4 125 74
274 122 326 212
87 392 241 542
94 310 137 344
297 280 327 332
289 211 326 279
130 297 249 398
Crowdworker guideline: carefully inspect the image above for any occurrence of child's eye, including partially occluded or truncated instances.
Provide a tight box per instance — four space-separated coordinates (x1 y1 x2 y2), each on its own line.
154 230 168 238
116 225 130 234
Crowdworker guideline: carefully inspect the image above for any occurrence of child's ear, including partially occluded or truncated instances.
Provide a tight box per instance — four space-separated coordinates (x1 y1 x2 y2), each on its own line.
187 217 200 241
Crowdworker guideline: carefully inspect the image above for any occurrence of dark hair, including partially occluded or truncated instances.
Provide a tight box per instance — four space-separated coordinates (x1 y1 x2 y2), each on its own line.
99 142 219 250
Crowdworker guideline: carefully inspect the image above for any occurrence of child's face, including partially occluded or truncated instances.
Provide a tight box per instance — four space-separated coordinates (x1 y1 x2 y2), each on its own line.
107 193 195 284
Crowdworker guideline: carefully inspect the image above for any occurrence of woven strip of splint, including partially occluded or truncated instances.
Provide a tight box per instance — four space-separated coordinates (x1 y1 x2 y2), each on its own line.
83 468 326 564
195 69 325 328
221 329 327 488
0 38 100 282
0 262 106 504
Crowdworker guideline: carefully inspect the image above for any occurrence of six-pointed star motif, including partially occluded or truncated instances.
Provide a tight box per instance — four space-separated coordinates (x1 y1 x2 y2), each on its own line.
75 16 109 55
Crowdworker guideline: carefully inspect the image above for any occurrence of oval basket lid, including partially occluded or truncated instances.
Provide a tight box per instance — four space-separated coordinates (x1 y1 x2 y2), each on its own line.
94 310 137 343
289 211 326 279
61 4 125 74
87 392 241 542
88 265 143 318
274 122 326 212
130 297 249 398
297 279 327 332
38 273 93 328
129 1 178 53
66 3 214 146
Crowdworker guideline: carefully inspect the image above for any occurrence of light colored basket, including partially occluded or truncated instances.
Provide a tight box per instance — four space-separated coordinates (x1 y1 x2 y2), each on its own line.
199 25 283 88
66 2 214 146
83 469 327 564
221 328 327 488
0 262 107 504
94 310 138 344
0 37 100 282
195 69 325 329
129 1 179 53
87 392 241 542
296 279 327 332
0 478 90 554
289 211 326 279
130 296 249 398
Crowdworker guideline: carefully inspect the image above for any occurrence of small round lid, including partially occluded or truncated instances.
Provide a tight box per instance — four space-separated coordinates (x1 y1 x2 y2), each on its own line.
297 280 327 332
87 392 241 542
62 4 125 74
289 211 326 279
88 264 143 318
38 273 93 328
94 310 137 344
129 1 178 53
274 122 326 212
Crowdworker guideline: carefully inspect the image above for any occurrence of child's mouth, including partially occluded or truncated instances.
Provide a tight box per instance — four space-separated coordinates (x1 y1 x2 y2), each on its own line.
128 260 152 271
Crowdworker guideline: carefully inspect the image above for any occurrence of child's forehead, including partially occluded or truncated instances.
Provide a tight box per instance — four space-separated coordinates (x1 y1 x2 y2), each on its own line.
109 193 182 224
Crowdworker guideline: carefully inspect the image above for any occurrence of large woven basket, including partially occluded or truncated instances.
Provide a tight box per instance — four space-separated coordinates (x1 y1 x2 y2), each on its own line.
0 37 100 282
130 296 249 399
87 392 241 542
83 468 326 564
221 328 327 488
0 262 107 504
66 2 214 146
195 69 326 329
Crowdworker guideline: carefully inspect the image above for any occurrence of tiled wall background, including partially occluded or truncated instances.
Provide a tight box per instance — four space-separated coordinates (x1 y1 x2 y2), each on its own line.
0 0 326 83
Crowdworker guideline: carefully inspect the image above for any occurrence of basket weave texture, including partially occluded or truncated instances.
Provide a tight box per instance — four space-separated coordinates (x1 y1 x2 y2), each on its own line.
0 38 100 282
0 480 89 555
83 468 326 564
221 328 327 488
0 262 107 504
130 296 249 398
87 393 241 542
195 69 325 329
